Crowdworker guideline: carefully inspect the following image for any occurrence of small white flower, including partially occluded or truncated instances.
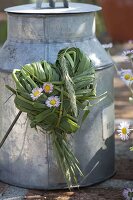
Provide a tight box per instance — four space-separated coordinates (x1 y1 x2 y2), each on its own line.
123 49 133 57
117 121 131 141
119 69 133 86
123 188 133 200
45 96 60 108
30 87 43 100
43 82 53 94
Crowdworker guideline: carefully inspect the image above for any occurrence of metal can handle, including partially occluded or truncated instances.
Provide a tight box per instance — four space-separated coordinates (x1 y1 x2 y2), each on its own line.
36 0 69 9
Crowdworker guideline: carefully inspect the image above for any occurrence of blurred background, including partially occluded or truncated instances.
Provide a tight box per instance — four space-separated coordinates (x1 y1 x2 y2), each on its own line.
0 0 133 46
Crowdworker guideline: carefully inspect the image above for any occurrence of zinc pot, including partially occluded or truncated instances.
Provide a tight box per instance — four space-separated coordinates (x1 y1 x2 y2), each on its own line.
0 3 115 189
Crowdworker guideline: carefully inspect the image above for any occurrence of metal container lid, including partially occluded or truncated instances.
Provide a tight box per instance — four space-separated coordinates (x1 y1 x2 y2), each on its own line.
5 3 101 14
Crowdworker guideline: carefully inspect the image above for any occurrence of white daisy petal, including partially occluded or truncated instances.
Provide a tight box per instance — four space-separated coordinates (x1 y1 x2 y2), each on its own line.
102 43 113 49
123 49 133 57
117 130 122 133
123 188 133 200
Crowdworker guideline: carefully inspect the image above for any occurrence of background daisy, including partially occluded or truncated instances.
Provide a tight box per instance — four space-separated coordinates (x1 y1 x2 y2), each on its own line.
123 188 133 200
117 121 131 141
119 69 133 86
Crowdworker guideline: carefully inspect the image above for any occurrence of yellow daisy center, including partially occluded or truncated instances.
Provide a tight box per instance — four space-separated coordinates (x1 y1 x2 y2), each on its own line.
130 76 133 81
50 99 56 105
124 74 131 80
121 127 127 135
33 90 40 97
44 85 51 93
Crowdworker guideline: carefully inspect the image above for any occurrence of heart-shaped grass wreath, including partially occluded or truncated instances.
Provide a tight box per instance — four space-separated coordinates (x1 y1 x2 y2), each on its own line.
4 47 106 188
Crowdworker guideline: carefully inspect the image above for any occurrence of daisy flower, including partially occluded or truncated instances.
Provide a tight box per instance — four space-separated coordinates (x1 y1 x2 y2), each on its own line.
45 96 60 108
117 121 131 141
30 87 43 101
123 188 133 200
43 82 53 94
119 69 133 86
123 49 133 57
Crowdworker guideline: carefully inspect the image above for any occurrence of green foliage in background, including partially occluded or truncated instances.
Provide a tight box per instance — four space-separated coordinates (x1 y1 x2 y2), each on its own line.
0 21 7 45
0 0 32 45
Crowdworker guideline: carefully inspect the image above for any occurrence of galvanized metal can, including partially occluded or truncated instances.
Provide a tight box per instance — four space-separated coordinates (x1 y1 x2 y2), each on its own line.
0 3 115 189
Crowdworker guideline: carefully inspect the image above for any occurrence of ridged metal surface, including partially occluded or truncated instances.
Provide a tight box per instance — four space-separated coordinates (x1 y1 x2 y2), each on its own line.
0 3 115 189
